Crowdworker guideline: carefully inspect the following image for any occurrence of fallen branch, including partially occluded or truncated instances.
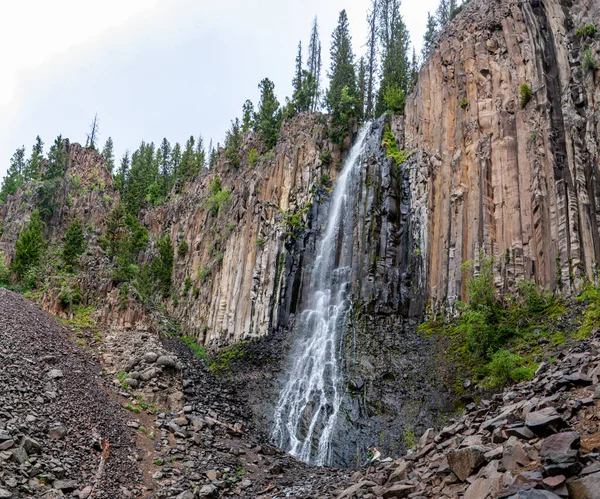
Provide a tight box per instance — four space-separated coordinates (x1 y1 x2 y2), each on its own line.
205 417 243 435
89 439 110 495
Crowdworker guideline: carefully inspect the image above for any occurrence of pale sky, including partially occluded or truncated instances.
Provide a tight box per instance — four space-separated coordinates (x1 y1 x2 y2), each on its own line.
0 0 438 178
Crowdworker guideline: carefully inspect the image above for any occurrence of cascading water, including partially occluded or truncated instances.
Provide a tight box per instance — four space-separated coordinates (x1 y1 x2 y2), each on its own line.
271 124 371 466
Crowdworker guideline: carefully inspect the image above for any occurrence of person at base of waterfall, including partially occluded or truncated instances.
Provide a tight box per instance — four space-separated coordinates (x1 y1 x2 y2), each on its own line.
371 447 381 462
363 447 374 467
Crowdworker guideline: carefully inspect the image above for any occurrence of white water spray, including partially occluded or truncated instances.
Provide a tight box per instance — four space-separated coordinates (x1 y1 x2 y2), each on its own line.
271 125 371 466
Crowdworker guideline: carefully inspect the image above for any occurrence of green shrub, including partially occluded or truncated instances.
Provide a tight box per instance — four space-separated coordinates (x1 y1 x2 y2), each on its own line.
485 350 534 388
181 336 208 360
198 265 211 283
576 24 597 38
248 148 259 166
12 210 44 281
183 276 191 295
320 174 332 187
0 252 11 286
381 124 415 167
209 344 245 373
63 219 86 271
178 240 188 257
460 98 469 109
153 235 174 297
582 49 599 71
403 427 416 449
320 149 332 165
193 287 200 298
205 177 231 216
520 84 532 108
256 238 266 248
383 85 406 114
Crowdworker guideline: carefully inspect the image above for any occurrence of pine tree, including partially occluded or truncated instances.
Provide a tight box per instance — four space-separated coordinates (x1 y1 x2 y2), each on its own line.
63 218 86 271
241 100 255 133
159 138 172 197
115 151 130 196
422 12 438 60
154 234 174 297
307 17 322 111
255 78 281 149
38 136 69 220
208 140 218 168
179 136 196 183
12 209 44 280
292 41 303 97
0 146 26 204
357 57 367 119
23 136 44 181
86 114 100 150
436 0 460 28
375 0 411 116
365 0 378 118
224 119 243 168
171 143 182 184
327 10 359 143
195 135 206 173
101 137 115 174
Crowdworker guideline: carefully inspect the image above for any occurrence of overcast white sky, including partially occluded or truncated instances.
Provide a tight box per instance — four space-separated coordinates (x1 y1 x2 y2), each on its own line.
0 0 437 178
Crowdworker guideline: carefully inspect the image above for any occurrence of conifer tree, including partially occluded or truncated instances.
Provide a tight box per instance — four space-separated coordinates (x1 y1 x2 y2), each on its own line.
292 41 303 97
12 209 44 280
224 119 243 168
63 218 86 271
24 136 44 181
255 78 281 149
171 143 182 184
195 135 206 173
422 12 437 60
179 136 196 183
114 151 130 196
241 100 255 133
357 57 367 119
102 137 115 174
307 17 322 111
375 0 411 115
38 136 68 220
0 146 26 204
365 0 378 118
85 114 100 150
159 138 172 196
327 10 359 143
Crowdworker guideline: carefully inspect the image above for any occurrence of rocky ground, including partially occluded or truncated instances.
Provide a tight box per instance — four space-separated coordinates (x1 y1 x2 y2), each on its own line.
3 286 600 498
335 331 600 499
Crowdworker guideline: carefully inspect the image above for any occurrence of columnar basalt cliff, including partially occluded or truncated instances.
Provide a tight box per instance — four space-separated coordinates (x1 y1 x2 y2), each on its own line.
1 0 599 472
404 0 600 312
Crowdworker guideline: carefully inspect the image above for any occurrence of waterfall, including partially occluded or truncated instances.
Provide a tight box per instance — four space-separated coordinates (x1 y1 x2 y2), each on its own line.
271 124 371 466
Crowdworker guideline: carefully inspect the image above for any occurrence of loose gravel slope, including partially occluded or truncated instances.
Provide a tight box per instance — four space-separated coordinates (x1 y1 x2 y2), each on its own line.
0 288 142 498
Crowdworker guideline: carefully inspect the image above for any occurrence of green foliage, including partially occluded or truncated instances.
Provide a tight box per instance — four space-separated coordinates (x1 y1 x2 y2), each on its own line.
576 284 600 339
198 265 211 283
62 219 86 271
484 350 534 388
327 11 359 144
280 207 309 237
320 174 332 187
181 336 208 360
256 237 266 248
205 177 231 216
183 276 191 295
209 344 245 373
460 98 469 109
178 240 189 257
247 148 259 166
320 149 332 165
58 282 82 308
101 137 115 173
0 252 10 286
241 100 255 132
576 24 597 38
383 86 406 114
12 210 44 281
154 235 174 297
38 136 68 220
582 49 599 71
0 146 26 204
381 124 414 167
520 83 532 108
403 426 416 449
224 119 243 168
100 204 148 282
255 78 282 149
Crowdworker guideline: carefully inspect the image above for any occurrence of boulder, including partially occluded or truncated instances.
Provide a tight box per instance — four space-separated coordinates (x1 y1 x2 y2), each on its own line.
540 432 580 464
525 408 564 436
567 472 600 499
446 446 488 481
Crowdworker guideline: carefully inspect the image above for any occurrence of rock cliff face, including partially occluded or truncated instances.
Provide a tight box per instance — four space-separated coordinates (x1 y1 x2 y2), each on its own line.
1 0 599 469
405 0 600 312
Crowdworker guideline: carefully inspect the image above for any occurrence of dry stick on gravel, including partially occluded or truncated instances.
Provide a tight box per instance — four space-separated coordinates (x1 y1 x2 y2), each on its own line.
90 439 111 494
205 416 243 435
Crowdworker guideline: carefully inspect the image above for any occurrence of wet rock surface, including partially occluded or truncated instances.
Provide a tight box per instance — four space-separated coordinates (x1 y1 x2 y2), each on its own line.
335 330 600 498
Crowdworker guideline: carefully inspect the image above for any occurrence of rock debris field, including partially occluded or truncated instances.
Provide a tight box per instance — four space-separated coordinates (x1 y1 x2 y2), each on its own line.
0 288 141 498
